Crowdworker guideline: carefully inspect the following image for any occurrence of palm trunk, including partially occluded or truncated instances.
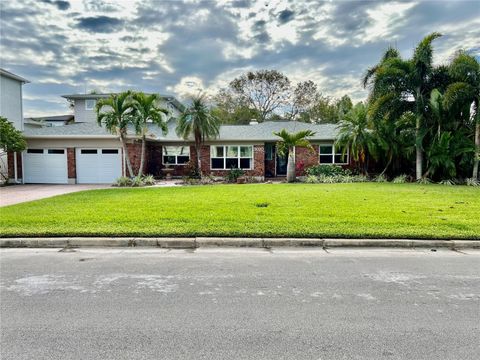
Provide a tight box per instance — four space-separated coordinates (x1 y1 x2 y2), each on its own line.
119 135 134 178
138 135 146 177
473 120 479 180
286 147 296 183
415 116 423 180
196 146 202 177
380 153 393 176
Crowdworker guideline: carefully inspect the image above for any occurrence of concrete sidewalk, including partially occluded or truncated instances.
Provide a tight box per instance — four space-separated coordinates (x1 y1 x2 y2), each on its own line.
1 237 479 249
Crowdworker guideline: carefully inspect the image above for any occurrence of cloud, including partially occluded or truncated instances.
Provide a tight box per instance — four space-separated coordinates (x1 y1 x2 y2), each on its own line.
76 16 124 33
0 0 478 117
278 9 295 24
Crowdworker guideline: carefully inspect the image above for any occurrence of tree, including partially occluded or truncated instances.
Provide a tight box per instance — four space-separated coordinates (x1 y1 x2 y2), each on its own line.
96 91 136 177
364 33 444 180
176 94 220 175
0 116 26 152
211 89 261 124
286 80 318 121
229 70 291 121
274 129 315 183
335 103 375 174
443 51 480 180
131 92 169 177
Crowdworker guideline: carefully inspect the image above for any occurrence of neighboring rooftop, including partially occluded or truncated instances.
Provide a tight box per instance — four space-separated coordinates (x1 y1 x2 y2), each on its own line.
61 93 185 111
0 68 29 83
24 120 338 141
27 115 74 122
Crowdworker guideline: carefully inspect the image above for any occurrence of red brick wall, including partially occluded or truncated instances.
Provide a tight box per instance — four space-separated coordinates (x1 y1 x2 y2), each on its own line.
200 144 265 177
126 141 148 176
67 148 76 179
147 144 197 178
7 152 22 179
295 145 319 176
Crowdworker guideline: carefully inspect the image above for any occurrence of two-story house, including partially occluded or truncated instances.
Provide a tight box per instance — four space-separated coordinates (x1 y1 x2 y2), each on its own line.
1 68 29 183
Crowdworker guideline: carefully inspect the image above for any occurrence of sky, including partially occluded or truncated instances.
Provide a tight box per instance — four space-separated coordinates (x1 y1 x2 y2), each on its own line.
1 0 479 117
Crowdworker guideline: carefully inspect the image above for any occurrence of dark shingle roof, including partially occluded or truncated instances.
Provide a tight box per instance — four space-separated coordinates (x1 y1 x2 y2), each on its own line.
24 120 338 141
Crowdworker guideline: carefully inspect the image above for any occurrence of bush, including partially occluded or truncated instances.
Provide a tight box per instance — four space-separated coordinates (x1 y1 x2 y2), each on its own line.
305 164 349 177
393 174 407 184
114 177 133 187
131 176 145 187
417 177 432 185
374 174 387 182
305 175 319 183
465 178 480 187
142 175 156 186
352 175 368 182
226 168 244 183
184 160 201 179
439 179 454 186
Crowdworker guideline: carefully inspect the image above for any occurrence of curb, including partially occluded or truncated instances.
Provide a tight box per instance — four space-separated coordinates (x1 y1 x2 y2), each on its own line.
1 237 480 249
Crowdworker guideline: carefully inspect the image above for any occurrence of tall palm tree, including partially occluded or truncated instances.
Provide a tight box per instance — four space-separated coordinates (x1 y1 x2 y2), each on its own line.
176 94 220 175
96 91 135 177
443 51 480 180
131 92 169 177
274 129 315 183
364 33 443 180
335 102 375 175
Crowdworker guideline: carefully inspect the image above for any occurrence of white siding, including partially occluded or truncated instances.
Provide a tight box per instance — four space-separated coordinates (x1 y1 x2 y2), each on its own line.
0 74 23 130
73 99 97 123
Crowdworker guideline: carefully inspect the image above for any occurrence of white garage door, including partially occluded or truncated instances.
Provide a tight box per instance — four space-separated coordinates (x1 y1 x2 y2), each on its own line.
76 148 122 184
24 148 68 184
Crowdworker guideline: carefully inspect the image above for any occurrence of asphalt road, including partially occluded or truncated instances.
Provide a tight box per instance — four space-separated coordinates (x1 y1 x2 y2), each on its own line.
1 248 479 360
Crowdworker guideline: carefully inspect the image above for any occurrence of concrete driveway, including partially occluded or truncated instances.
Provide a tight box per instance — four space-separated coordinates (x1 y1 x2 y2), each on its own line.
0 184 110 207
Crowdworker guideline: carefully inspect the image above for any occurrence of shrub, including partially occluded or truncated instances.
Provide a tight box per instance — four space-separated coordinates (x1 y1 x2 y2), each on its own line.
393 174 407 184
417 177 432 185
225 168 244 183
142 175 156 186
439 179 454 186
465 178 480 187
184 160 201 179
305 175 319 184
131 176 145 187
114 176 133 187
352 175 368 182
305 164 349 177
374 174 387 182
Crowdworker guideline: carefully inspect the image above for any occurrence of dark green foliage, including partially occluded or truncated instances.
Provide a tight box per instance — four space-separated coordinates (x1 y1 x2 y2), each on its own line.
305 164 350 177
0 117 26 152
225 168 244 182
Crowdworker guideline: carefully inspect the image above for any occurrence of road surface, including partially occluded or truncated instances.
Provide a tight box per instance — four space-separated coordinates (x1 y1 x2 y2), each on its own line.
1 248 479 359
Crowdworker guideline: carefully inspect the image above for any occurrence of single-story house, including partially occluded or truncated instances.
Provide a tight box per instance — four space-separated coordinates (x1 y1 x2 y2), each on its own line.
8 93 351 184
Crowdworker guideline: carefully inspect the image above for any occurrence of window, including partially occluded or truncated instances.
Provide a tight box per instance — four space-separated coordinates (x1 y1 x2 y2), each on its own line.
85 99 97 110
102 149 119 154
48 149 65 154
265 143 274 161
319 144 349 164
27 149 43 154
81 149 97 154
162 146 190 165
211 145 253 170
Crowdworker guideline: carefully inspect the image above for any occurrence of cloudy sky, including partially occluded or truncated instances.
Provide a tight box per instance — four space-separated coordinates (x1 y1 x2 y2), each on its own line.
1 0 479 117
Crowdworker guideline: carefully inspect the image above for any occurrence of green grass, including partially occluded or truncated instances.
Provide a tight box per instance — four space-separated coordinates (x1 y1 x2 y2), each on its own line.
1 183 479 239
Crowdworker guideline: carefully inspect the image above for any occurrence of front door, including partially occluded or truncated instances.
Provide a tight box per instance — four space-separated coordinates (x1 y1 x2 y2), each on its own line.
276 149 288 176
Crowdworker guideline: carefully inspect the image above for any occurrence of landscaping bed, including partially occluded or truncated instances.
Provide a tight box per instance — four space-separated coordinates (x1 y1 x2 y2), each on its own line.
0 183 479 239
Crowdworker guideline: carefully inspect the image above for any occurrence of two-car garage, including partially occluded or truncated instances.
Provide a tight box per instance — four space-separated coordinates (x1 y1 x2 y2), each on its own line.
23 147 122 184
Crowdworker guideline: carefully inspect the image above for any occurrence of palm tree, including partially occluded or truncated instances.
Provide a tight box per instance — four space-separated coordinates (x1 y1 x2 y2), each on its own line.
96 91 135 177
274 129 315 183
176 94 220 175
364 33 444 180
131 92 169 177
335 102 375 175
443 51 480 180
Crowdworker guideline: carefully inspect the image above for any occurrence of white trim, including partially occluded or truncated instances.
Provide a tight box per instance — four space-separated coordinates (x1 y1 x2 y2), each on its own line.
210 145 254 170
13 152 18 183
161 145 191 166
20 150 24 184
319 143 349 165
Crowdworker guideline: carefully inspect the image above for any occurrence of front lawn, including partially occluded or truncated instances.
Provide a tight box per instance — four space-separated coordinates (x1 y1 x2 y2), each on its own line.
1 183 479 239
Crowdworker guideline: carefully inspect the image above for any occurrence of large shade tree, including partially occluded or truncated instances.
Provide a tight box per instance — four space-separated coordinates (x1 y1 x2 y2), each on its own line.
96 91 135 177
274 129 315 183
176 94 220 175
131 92 169 177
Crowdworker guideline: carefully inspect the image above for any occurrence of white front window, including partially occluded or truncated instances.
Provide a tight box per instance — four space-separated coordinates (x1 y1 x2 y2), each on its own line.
85 99 97 110
319 144 349 164
211 145 253 170
162 146 190 165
